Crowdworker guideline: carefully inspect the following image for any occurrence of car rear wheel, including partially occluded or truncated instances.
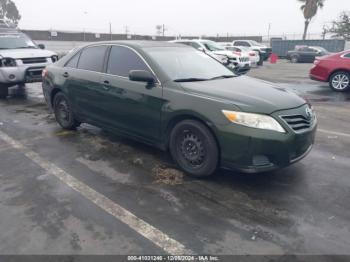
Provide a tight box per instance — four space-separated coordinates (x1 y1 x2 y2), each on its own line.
0 86 8 99
329 71 350 92
291 56 299 63
169 120 219 177
53 92 80 130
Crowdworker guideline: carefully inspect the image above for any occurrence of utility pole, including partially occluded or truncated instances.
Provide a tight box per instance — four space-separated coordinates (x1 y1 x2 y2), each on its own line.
267 23 271 42
109 22 112 40
162 24 166 37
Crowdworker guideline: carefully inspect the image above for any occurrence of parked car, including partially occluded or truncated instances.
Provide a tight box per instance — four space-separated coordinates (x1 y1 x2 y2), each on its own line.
42 41 317 177
310 50 350 92
232 40 272 62
287 46 330 63
221 44 260 67
171 39 251 75
0 27 58 98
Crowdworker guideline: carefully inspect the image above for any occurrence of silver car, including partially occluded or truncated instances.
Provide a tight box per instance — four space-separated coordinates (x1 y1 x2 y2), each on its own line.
0 28 57 98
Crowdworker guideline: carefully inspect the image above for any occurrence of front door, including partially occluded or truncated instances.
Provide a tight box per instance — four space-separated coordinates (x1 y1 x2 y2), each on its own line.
98 45 164 144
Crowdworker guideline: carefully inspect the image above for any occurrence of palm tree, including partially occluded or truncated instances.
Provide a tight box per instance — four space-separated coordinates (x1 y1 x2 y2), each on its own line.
298 0 325 40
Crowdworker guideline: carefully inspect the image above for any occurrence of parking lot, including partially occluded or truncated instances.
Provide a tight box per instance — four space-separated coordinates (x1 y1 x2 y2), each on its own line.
0 60 350 255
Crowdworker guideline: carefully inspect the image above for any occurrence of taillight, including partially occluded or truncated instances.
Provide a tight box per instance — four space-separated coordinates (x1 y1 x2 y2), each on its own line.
42 69 48 78
249 52 256 56
232 51 241 56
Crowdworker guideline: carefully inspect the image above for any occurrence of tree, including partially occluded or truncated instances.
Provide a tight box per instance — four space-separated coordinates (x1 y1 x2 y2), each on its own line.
0 0 21 26
298 0 325 40
328 12 350 40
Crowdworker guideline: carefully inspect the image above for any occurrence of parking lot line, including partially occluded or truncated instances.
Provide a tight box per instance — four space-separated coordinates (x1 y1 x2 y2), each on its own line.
0 129 193 255
318 129 350 138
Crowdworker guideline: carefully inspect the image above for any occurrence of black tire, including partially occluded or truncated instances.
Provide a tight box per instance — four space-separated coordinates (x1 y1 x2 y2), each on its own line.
291 56 299 63
169 120 219 177
329 71 350 92
0 86 8 99
53 92 80 130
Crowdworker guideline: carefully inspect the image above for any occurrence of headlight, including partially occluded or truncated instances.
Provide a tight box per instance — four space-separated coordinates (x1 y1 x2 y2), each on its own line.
0 57 17 67
51 55 59 62
222 110 286 133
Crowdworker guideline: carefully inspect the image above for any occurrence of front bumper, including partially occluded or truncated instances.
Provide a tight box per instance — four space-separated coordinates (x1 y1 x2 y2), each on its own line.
217 106 317 173
0 61 53 85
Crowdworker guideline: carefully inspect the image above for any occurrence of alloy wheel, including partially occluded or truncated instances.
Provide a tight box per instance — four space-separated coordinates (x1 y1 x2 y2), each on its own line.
332 74 350 91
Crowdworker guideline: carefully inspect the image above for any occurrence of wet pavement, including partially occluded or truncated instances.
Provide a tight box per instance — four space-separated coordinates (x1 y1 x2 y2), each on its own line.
0 62 350 255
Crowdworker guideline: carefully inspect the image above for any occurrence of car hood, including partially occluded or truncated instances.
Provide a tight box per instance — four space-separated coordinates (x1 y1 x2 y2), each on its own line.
180 76 306 114
212 50 248 58
0 48 56 59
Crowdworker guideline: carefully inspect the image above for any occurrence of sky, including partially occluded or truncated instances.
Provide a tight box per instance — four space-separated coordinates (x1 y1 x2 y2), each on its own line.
13 0 350 37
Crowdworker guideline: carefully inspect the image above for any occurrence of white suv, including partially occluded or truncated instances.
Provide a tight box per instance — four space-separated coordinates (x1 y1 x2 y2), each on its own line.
0 28 57 98
171 39 251 75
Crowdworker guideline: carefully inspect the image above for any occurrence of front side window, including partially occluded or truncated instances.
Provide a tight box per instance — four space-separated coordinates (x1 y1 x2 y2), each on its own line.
200 41 225 52
107 46 150 77
78 46 108 72
344 53 350 58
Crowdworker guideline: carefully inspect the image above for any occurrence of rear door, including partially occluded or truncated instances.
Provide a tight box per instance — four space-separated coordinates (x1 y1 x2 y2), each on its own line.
67 45 109 123
99 45 164 144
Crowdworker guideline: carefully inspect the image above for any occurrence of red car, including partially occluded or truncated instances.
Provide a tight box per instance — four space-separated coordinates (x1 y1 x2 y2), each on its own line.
310 50 350 92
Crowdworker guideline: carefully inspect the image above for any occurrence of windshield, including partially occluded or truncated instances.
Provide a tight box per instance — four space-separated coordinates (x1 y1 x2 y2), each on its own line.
0 33 37 49
250 40 264 47
200 40 225 51
147 47 235 81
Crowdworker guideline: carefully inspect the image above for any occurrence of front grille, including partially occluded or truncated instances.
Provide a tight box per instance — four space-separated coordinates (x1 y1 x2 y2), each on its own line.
281 114 313 132
21 57 48 64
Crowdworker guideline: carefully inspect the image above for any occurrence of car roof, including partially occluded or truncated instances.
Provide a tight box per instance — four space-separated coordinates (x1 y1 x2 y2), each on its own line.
85 40 188 49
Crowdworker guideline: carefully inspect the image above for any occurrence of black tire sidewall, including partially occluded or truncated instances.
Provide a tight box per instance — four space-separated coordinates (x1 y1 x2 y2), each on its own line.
170 120 219 177
329 71 350 92
53 92 78 129
0 86 8 99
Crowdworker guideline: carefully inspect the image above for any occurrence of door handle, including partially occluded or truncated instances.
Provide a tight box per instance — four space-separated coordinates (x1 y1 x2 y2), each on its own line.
63 72 69 78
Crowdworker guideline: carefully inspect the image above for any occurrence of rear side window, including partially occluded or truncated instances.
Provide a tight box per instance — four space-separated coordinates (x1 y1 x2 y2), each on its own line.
78 46 108 72
107 46 150 77
235 41 250 47
65 52 80 68
344 53 350 58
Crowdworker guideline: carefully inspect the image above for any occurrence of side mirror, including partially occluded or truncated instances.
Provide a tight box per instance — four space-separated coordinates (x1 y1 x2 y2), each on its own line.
38 44 45 49
129 70 155 85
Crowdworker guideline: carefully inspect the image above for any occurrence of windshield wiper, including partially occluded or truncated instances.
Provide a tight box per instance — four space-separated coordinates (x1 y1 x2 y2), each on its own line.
210 75 235 80
174 78 208 82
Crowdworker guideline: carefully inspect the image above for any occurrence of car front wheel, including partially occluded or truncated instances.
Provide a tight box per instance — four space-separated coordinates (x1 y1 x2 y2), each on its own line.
169 120 219 177
53 92 80 130
329 71 350 92
291 56 299 63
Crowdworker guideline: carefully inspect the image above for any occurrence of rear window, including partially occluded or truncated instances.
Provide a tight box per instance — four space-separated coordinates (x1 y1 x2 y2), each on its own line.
65 52 81 68
78 46 108 72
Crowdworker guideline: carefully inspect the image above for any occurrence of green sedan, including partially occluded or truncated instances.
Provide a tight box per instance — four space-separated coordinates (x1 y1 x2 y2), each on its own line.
42 41 317 177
